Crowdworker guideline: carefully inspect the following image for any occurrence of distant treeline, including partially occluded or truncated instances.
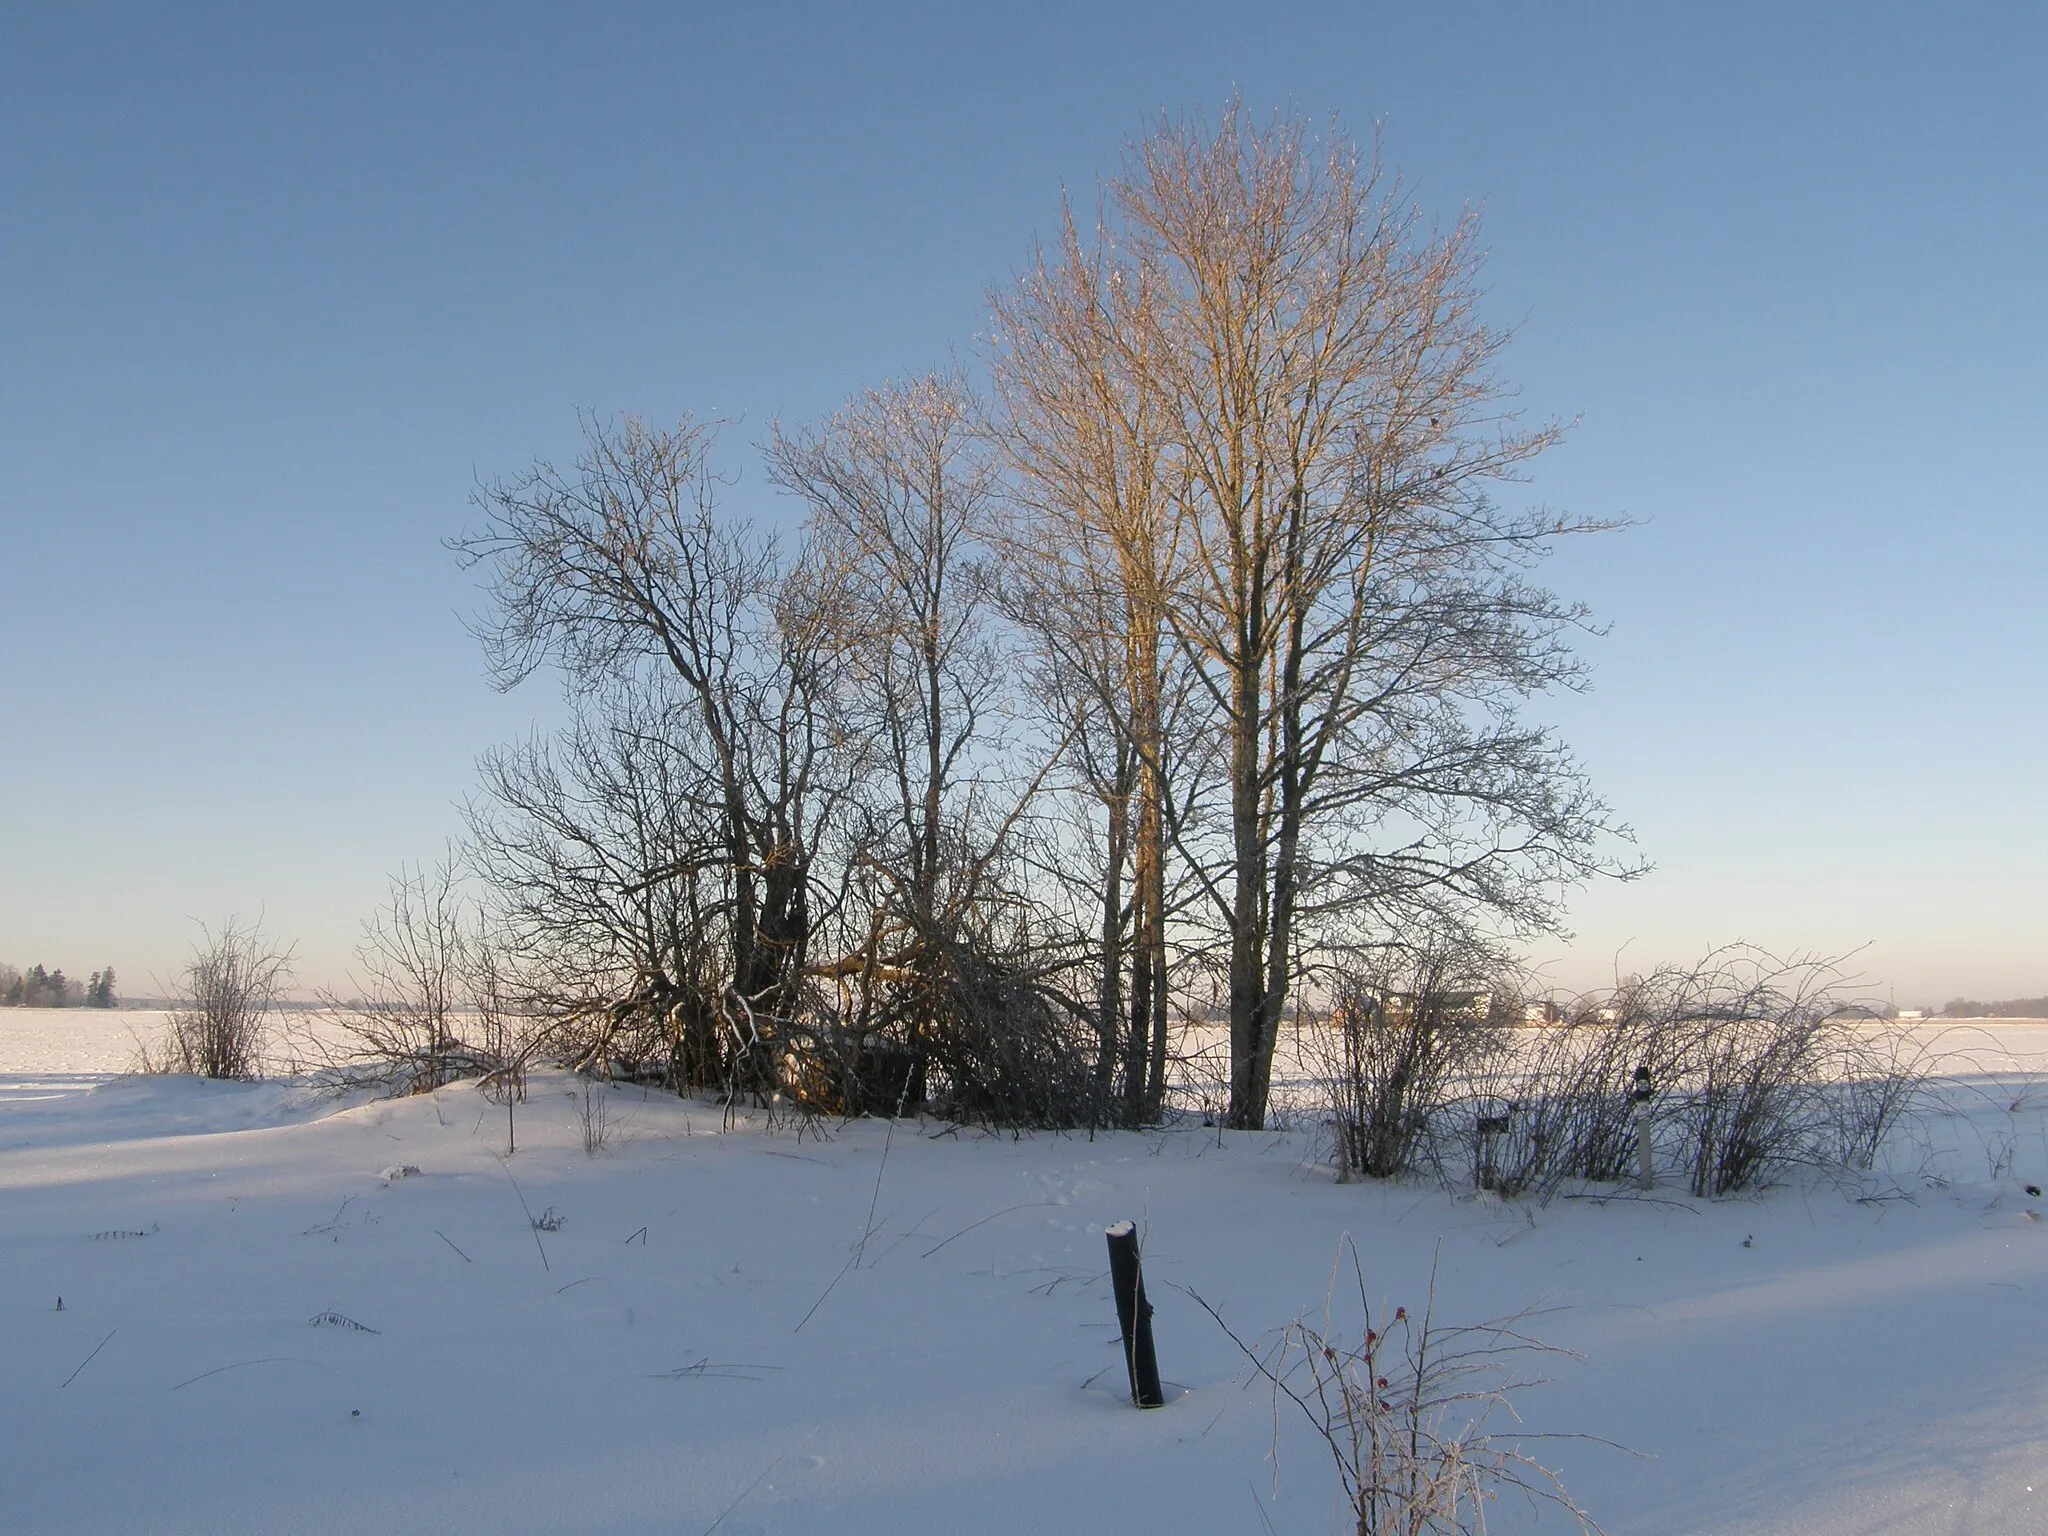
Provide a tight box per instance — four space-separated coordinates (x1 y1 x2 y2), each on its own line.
0 964 117 1008
1939 996 2048 1018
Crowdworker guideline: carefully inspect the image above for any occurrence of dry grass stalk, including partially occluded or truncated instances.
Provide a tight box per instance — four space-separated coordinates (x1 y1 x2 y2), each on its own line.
1193 1238 1597 1535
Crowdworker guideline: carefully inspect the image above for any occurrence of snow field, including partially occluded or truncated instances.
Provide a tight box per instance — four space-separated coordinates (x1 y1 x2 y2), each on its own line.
4 1023 2048 1532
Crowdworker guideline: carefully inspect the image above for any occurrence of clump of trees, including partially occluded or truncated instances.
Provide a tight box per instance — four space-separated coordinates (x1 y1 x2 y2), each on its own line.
335 102 1632 1131
1938 995 2048 1019
0 964 116 1008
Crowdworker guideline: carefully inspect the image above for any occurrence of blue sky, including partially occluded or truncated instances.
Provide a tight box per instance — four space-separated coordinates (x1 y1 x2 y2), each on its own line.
3 4 2042 1003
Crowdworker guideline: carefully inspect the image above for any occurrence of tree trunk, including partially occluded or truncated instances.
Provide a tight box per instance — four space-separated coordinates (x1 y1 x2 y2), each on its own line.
1098 774 1130 1106
1226 644 1270 1128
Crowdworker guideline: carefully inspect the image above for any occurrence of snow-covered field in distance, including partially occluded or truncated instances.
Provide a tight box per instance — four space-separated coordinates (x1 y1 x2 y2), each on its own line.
5 1011 2048 1533
1 1008 172 1077
9 1004 2046 1090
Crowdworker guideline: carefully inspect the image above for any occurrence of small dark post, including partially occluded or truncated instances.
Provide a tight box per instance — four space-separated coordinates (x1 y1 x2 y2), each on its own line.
1474 1107 1513 1191
1104 1220 1164 1408
1631 1064 1655 1190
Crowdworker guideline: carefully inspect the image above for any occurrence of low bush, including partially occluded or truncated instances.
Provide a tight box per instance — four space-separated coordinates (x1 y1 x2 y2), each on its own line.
144 920 293 1081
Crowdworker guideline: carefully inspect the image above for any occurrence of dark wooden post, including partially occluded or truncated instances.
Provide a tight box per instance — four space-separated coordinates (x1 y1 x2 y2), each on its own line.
1474 1109 1512 1191
1105 1220 1164 1407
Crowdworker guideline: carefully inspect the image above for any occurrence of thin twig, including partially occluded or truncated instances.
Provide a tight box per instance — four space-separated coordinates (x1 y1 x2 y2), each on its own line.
496 1156 550 1272
853 1116 896 1269
796 1121 900 1333
171 1357 326 1391
59 1329 115 1389
1558 1191 1700 1213
649 1356 781 1383
701 1454 782 1536
920 1200 1052 1258
870 1206 942 1265
435 1229 472 1262
300 1196 353 1236
1247 1478 1279 1536
794 1252 852 1335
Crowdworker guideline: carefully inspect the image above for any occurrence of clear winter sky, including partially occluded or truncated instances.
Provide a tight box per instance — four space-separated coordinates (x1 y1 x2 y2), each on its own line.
2 5 2042 1005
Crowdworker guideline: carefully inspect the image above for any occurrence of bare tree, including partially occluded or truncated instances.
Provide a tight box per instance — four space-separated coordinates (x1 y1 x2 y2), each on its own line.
991 201 1194 1124
467 686 733 1087
440 107 1632 1134
767 374 1092 1117
768 374 1005 950
454 416 848 1076
998 102 1632 1128
308 851 517 1093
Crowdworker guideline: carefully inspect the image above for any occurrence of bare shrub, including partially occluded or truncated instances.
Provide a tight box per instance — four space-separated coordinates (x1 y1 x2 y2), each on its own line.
1320 949 1921 1201
1828 1020 1938 1173
1621 954 1853 1198
1193 1239 1596 1535
1682 1023 1829 1195
449 939 549 1154
802 922 1108 1131
1476 981 1697 1200
149 920 293 1080
916 953 1102 1129
480 1058 529 1153
1169 1023 1235 1128
310 856 503 1094
1323 939 1507 1182
1507 952 1905 1199
575 1079 611 1156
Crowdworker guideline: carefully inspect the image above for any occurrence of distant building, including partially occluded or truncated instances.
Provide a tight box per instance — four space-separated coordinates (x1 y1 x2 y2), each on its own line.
1364 990 1494 1026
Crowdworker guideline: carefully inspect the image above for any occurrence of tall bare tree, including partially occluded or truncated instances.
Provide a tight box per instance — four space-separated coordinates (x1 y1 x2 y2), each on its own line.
440 107 1629 1133
766 374 1004 939
767 374 1060 1104
997 103 1631 1128
991 208 1192 1123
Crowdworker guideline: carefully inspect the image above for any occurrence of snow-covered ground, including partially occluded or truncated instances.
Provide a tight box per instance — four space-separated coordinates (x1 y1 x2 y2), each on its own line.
6 1012 2048 1533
